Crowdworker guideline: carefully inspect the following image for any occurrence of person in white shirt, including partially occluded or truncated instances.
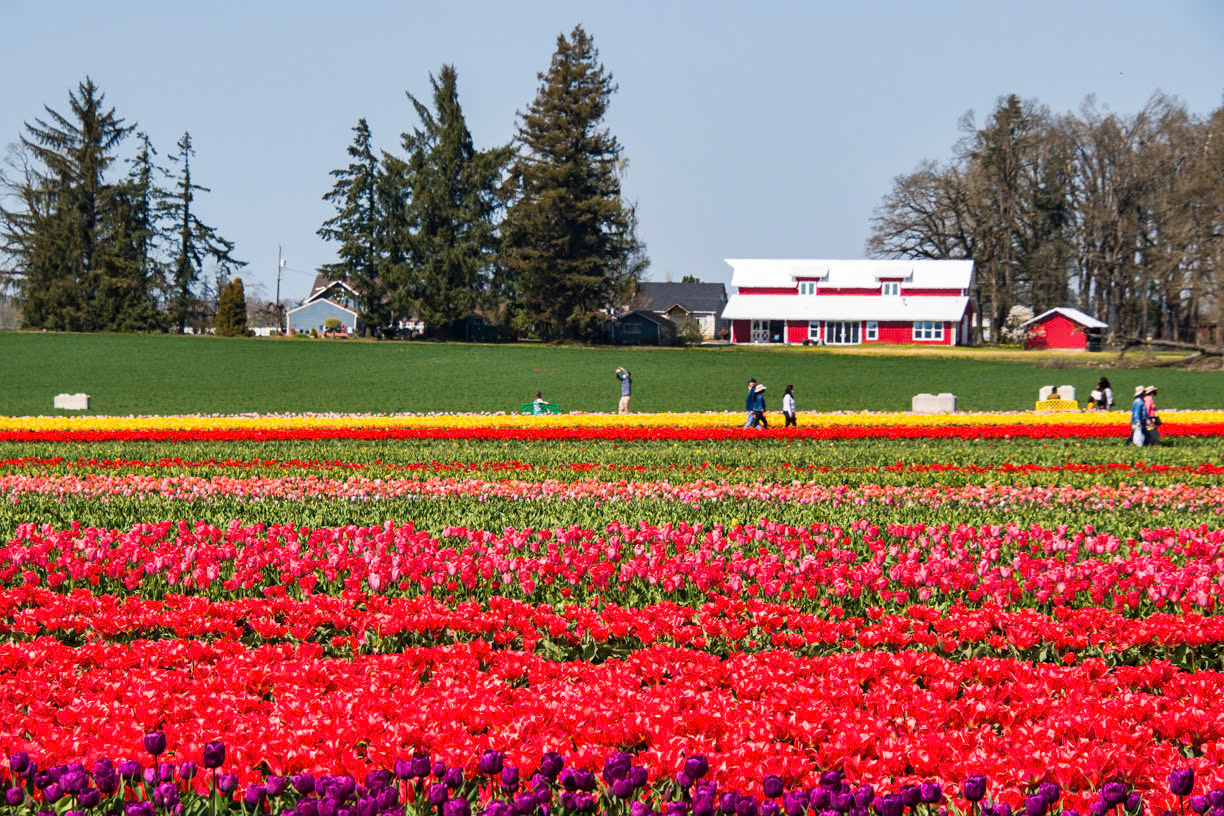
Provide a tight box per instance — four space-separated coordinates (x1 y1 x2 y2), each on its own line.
782 384 796 427
1097 377 1114 410
533 391 547 415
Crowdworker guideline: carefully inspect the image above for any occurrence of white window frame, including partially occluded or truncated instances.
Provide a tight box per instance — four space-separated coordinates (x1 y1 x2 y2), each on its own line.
865 321 878 341
881 281 900 296
750 320 769 343
808 321 820 341
824 320 861 346
798 281 818 296
913 321 945 341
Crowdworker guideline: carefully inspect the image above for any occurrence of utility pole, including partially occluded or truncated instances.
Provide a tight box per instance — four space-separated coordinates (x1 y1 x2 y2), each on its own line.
275 245 284 332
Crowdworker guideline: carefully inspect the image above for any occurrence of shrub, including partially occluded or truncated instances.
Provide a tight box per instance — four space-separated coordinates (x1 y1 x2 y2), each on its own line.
324 318 341 333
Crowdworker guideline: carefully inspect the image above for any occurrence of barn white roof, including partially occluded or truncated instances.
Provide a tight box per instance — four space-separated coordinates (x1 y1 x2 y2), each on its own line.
722 294 970 322
725 259 974 290
1021 307 1108 329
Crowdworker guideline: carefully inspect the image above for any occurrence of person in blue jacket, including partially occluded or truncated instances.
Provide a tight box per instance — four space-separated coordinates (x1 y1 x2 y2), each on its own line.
744 378 758 428
752 384 769 429
1129 385 1148 446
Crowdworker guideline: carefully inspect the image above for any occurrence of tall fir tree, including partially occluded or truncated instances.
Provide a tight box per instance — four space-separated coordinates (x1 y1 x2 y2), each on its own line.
0 77 139 330
399 65 510 336
500 26 645 341
215 277 248 336
161 131 245 333
318 119 388 335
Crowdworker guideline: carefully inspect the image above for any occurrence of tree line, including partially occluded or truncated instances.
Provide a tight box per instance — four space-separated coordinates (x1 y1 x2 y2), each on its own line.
0 79 244 333
868 93 1224 344
0 25 644 342
318 25 645 341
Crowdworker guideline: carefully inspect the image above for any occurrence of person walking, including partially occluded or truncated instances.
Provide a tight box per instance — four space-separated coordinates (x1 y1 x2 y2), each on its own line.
1144 385 1160 445
744 378 759 428
782 385 797 427
615 367 632 414
753 383 769 429
1129 385 1148 446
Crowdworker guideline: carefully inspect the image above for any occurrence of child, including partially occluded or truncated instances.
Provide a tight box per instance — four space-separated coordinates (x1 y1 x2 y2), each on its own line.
782 385 796 427
533 391 547 415
753 384 768 429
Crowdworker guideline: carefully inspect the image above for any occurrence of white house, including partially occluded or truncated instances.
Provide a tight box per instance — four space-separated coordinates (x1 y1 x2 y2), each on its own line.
721 259 975 346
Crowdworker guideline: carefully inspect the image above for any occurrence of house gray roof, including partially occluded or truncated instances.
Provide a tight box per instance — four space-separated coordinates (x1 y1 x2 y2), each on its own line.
634 282 727 314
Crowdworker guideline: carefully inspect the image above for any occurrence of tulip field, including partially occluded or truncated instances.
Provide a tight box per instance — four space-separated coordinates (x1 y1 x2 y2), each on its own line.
1 409 1223 816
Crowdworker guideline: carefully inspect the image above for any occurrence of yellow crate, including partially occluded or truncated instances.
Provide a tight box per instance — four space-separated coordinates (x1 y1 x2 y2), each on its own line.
1035 399 1079 411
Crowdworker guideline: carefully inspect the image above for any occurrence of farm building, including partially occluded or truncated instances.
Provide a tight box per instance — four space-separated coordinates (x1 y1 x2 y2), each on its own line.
613 310 677 345
1021 307 1108 351
630 281 728 339
287 275 361 335
720 259 975 346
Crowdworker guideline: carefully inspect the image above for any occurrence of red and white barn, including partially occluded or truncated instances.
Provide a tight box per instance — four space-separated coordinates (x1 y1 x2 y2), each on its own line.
721 259 975 346
1020 307 1108 351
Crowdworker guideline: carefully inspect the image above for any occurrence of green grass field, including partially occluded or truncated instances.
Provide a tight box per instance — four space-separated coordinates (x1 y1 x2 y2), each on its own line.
4 331 1221 416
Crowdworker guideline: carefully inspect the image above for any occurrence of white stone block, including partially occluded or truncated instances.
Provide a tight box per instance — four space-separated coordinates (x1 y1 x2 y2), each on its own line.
1038 385 1056 401
1056 385 1076 401
53 393 90 410
912 393 957 413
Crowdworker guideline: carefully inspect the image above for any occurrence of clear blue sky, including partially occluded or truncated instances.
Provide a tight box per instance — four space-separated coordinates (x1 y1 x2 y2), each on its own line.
3 1 1221 304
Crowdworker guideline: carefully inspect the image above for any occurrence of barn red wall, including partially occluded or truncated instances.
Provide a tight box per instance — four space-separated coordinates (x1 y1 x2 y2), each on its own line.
786 321 809 343
737 287 796 295
732 320 751 343
818 288 880 295
1025 314 1086 350
875 322 912 344
902 288 962 296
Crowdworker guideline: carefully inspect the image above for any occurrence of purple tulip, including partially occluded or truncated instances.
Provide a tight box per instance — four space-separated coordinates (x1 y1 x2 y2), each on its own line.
293 774 316 795
444 799 471 816
6 788 24 807
900 786 921 809
603 754 631 785
316 799 337 816
394 760 413 781
736 797 759 816
244 785 267 808
126 803 155 816
998 805 1013 816
633 803 659 816
963 778 988 804
62 771 89 795
694 796 715 816
854 787 875 809
479 752 504 778
1125 794 1142 814
762 803 781 816
409 755 431 780
179 761 198 781
667 804 692 816
299 802 319 816
678 772 695 790
267 776 288 797
96 769 119 795
720 793 739 814
78 790 102 809
143 768 158 789
763 776 784 800
1190 797 1210 815
502 766 520 789
874 796 903 816
821 773 844 792
118 760 142 782
1091 803 1109 816
432 762 447 780
159 764 176 784
1210 793 1224 810
1026 795 1048 816
9 753 29 776
429 784 449 807
45 784 65 804
1102 784 1129 808
144 732 167 757
538 753 563 781
629 766 649 790
810 790 832 811
444 768 464 790
1064 810 1079 816
1170 771 1195 799
512 793 537 816
335 776 356 800
202 741 225 770
217 773 239 794
784 792 808 816
685 757 710 781
831 792 854 813
155 782 180 809
611 779 633 799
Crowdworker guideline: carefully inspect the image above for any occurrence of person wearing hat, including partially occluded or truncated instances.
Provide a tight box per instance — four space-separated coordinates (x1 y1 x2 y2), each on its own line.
615 367 632 414
1129 385 1149 447
1143 385 1160 445
752 383 769 429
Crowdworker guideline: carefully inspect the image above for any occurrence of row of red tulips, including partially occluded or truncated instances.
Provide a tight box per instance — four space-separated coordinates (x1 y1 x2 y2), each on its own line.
1 639 1221 806
4 519 1223 614
5 423 1224 443
1 586 1222 666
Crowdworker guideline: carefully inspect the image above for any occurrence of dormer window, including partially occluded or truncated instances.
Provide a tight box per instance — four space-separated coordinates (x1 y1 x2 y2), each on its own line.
881 281 900 296
798 281 817 295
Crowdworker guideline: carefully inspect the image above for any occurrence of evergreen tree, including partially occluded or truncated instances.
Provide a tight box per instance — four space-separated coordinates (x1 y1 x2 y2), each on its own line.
318 119 388 336
108 132 169 331
501 25 645 341
215 277 247 336
0 77 136 330
400 65 510 337
162 131 245 333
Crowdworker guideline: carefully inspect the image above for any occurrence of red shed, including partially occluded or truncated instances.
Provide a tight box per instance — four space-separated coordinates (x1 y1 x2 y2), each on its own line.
1021 307 1108 350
